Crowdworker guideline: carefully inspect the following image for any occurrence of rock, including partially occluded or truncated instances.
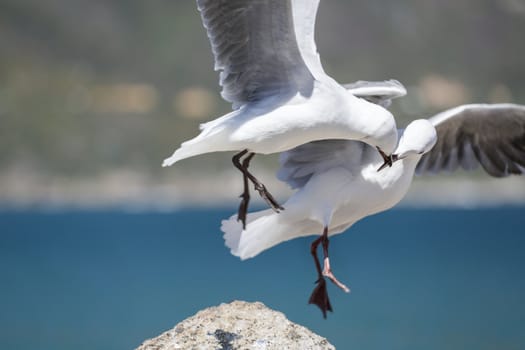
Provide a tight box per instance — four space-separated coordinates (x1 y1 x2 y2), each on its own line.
136 300 335 350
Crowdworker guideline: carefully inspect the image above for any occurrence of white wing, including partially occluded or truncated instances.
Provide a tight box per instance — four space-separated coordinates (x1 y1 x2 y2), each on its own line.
416 103 525 177
277 139 367 189
290 0 328 81
197 0 327 109
343 79 407 108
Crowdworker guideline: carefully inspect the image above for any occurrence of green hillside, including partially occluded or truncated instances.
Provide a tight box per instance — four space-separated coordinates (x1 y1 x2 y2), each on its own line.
1 0 524 204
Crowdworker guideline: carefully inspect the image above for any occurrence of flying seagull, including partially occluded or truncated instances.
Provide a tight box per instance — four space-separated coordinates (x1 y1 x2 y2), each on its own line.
162 0 398 228
221 102 525 318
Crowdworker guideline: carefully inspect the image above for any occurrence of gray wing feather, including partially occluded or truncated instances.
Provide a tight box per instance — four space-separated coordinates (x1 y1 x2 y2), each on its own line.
343 79 407 108
416 103 525 177
277 140 366 189
197 0 315 109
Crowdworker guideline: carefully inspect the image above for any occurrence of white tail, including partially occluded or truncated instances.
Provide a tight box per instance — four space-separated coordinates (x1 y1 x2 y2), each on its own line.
162 139 215 167
221 209 316 260
162 110 239 167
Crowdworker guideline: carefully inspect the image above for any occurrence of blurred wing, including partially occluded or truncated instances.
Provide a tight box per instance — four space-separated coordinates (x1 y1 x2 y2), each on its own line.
416 104 525 177
344 79 407 108
197 0 325 109
277 139 366 189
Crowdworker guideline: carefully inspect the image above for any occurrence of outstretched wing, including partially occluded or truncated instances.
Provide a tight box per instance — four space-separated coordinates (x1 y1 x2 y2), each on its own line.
197 0 326 109
343 79 407 108
290 0 327 80
416 103 525 177
277 139 366 189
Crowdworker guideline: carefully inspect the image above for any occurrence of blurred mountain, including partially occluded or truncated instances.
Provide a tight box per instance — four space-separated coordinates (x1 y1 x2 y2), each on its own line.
1 0 524 207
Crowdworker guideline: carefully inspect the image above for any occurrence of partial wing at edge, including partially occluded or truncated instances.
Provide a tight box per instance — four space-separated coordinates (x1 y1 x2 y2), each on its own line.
416 103 525 177
197 0 319 109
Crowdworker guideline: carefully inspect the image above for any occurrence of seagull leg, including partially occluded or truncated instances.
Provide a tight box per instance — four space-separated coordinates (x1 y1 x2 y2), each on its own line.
308 232 333 318
320 228 350 293
233 150 251 229
232 150 284 227
236 151 255 229
252 181 284 213
243 166 284 213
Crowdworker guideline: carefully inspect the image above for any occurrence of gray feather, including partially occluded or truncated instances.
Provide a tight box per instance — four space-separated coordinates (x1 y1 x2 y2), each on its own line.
416 103 525 177
197 0 316 109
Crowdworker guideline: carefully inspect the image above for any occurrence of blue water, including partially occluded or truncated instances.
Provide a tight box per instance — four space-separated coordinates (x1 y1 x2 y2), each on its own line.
1 207 524 350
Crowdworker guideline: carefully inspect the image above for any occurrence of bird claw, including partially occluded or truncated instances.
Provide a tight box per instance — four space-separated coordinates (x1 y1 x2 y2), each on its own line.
254 183 284 213
238 183 283 229
309 277 333 319
376 147 398 172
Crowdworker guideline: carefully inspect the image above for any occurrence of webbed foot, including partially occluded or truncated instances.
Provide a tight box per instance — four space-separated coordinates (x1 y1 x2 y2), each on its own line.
308 277 333 319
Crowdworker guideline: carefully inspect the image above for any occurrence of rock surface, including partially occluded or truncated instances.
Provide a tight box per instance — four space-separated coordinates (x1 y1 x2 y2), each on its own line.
136 300 335 350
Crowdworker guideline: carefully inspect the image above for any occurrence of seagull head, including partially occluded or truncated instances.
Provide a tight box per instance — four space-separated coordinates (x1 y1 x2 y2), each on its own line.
393 119 437 160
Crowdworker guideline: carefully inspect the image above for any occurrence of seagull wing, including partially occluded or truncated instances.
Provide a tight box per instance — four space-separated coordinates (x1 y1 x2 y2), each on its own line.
277 139 366 189
343 79 407 108
416 103 525 177
197 0 326 109
289 0 327 80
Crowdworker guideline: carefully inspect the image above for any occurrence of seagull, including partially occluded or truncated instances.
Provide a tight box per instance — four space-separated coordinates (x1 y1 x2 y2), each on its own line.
221 100 525 318
162 0 399 228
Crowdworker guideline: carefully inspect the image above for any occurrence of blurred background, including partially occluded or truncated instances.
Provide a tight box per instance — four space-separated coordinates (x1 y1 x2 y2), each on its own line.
1 0 524 208
1 1 525 350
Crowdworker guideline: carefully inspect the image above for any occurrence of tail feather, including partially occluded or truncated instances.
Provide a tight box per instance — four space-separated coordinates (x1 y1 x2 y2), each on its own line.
221 209 272 259
221 209 315 260
162 111 238 167
162 138 217 167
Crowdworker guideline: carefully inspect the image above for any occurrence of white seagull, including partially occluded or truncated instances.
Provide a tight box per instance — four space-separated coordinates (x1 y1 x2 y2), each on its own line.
221 101 525 317
162 0 399 227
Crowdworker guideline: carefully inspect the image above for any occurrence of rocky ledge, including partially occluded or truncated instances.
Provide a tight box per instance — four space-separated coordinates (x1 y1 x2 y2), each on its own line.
136 300 335 350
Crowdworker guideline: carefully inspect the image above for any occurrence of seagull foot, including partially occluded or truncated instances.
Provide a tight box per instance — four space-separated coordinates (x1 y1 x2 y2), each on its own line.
376 147 393 171
323 257 350 293
254 183 284 213
376 147 399 172
308 277 333 319
237 192 250 229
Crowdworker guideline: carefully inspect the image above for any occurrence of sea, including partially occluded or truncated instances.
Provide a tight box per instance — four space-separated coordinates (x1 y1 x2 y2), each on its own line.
1 206 524 350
